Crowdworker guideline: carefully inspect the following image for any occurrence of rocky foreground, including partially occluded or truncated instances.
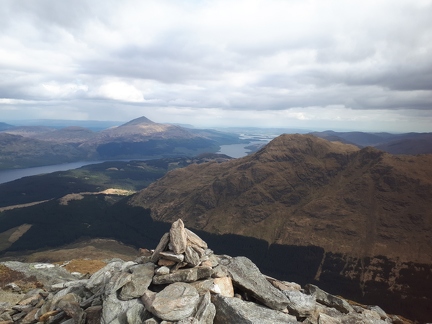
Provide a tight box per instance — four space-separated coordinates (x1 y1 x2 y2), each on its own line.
0 220 410 323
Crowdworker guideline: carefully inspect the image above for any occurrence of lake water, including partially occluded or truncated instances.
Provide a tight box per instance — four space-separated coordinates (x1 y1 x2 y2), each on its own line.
217 140 271 158
0 161 104 185
0 140 273 184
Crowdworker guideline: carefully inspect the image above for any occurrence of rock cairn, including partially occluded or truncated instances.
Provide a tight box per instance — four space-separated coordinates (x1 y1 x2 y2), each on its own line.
0 219 408 323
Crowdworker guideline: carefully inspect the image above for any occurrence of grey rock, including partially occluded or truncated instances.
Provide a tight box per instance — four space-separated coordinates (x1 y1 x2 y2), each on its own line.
143 282 200 321
170 219 188 254
1 261 77 287
105 271 132 296
151 232 170 263
190 279 214 295
368 305 388 320
283 289 316 317
155 266 170 275
143 318 160 324
178 317 199 324
195 291 216 324
319 313 341 324
212 294 298 324
225 256 289 311
152 266 212 285
121 261 138 272
126 302 151 323
305 284 353 314
51 279 88 291
86 261 124 294
120 263 155 300
191 245 206 259
213 277 234 297
184 246 201 267
159 251 185 263
185 228 208 250
21 307 39 324
211 264 228 278
85 305 103 324
102 293 142 324
56 293 85 324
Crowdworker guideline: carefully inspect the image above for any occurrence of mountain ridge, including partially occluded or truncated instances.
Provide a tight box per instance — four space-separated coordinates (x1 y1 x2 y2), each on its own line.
129 134 432 263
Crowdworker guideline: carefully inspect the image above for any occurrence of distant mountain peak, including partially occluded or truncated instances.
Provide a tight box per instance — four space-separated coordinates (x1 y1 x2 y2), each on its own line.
120 116 155 127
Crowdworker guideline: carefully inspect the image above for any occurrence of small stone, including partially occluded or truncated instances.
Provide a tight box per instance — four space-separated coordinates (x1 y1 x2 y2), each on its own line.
185 246 201 267
190 279 214 295
159 251 185 263
56 293 85 324
151 232 170 263
158 259 176 267
201 260 213 268
144 318 159 324
39 310 61 322
213 277 234 298
185 228 208 249
4 283 21 293
318 313 341 324
368 305 388 320
170 219 188 254
84 306 102 324
283 289 316 317
173 262 188 271
305 284 353 314
155 266 170 275
139 248 153 256
21 308 39 324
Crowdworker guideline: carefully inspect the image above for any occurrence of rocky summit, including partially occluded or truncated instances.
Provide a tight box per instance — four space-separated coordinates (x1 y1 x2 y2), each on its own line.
129 134 432 321
0 219 409 324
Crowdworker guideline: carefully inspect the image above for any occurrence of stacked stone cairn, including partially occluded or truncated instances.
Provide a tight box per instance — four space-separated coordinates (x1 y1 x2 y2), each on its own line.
0 219 408 323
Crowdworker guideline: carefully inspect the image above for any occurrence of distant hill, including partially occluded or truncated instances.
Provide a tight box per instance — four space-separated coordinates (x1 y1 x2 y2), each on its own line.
311 130 432 154
1 126 56 137
0 122 14 131
0 133 87 169
129 134 432 321
32 126 96 144
374 133 432 154
0 116 236 169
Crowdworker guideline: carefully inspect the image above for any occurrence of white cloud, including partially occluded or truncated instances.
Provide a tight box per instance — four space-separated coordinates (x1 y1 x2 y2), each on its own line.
0 0 431 132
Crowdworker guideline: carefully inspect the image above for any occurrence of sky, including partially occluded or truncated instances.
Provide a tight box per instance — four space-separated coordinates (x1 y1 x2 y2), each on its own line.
1 0 432 132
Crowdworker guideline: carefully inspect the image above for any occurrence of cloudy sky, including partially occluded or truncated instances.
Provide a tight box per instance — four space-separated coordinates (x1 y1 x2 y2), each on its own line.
1 0 431 132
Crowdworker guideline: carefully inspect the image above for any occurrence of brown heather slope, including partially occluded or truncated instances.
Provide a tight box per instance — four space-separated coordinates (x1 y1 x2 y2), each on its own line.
129 134 432 264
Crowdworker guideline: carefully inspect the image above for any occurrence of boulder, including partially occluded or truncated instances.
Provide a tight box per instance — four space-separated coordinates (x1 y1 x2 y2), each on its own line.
119 263 155 300
213 277 234 297
159 251 185 263
143 282 200 321
225 256 289 311
185 228 208 249
194 292 216 324
212 294 298 324
152 266 212 285
185 246 201 267
283 289 316 317
169 219 188 254
150 232 170 263
305 284 353 314
1 261 77 287
86 261 124 294
101 293 143 324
